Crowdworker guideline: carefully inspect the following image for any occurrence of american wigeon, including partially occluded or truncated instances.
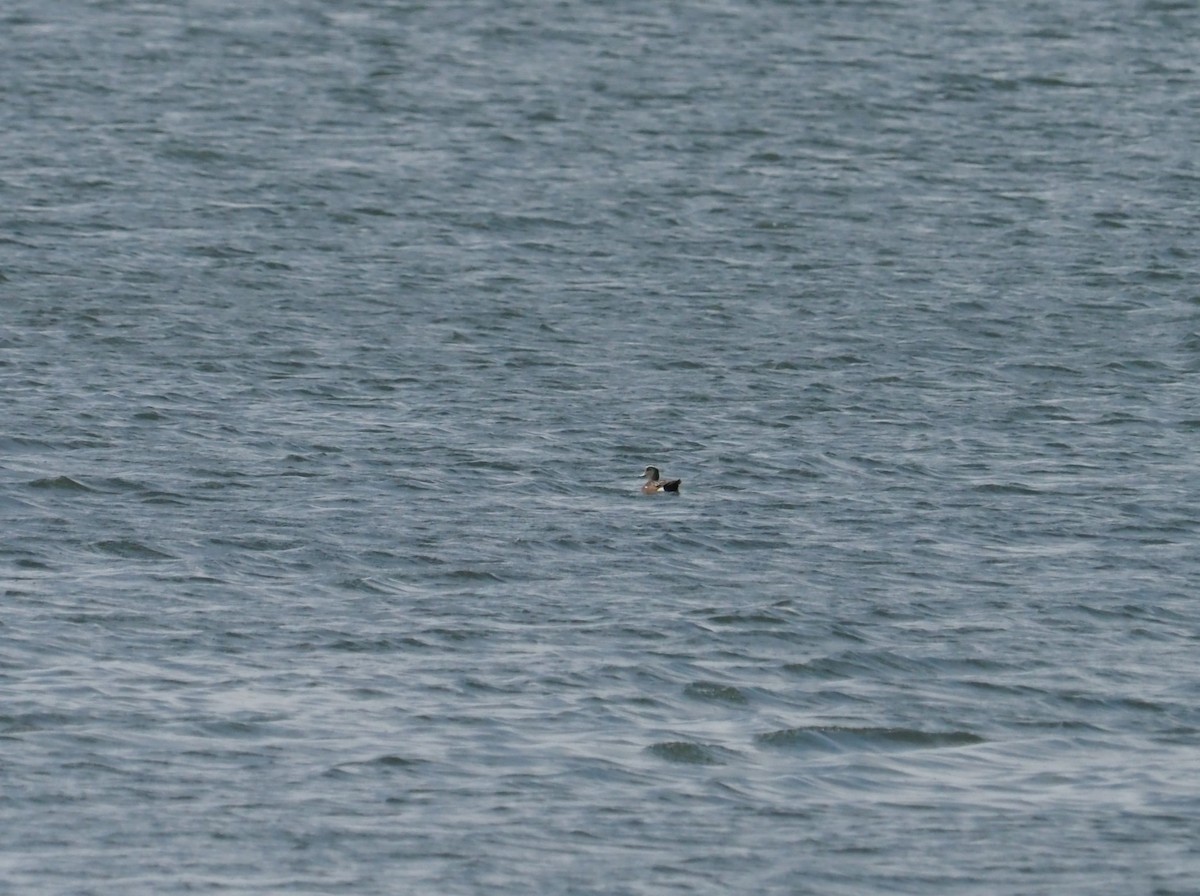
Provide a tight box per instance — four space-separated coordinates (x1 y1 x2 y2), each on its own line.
641 466 681 494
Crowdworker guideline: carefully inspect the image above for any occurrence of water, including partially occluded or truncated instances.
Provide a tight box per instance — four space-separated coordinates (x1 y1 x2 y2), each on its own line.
3 1 1199 893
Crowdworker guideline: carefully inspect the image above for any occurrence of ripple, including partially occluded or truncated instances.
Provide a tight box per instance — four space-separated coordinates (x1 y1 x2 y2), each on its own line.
783 650 934 680
27 475 93 492
91 540 175 560
683 681 750 705
756 726 985 753
644 741 735 766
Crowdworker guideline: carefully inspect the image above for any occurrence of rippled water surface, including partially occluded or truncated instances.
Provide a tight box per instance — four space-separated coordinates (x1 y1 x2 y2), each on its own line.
3 1 1199 893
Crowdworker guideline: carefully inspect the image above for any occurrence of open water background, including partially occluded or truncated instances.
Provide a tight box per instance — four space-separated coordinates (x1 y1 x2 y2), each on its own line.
3 1 1200 893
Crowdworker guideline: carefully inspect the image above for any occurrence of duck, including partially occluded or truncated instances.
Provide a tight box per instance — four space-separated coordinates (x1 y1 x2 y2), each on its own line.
641 465 681 494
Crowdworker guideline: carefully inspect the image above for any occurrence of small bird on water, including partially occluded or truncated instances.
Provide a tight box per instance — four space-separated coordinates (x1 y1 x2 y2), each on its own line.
641 466 681 494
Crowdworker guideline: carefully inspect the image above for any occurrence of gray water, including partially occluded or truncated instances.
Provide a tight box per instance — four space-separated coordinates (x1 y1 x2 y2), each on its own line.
3 1 1199 893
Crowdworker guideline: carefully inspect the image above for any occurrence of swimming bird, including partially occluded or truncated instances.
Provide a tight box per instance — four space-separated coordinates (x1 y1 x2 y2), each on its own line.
641 466 681 494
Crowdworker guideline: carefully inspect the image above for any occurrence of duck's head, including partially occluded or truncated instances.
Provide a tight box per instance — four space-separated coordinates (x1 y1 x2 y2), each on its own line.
642 466 660 480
